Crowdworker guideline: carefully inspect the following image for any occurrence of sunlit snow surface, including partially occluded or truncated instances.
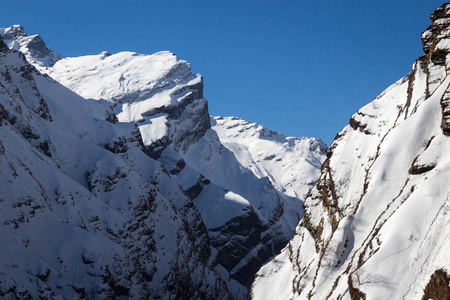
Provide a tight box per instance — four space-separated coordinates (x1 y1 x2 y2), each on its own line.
40 46 326 232
253 3 450 299
212 116 325 199
0 25 327 298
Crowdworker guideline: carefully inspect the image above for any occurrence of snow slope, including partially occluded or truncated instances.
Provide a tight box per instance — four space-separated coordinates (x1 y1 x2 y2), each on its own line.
212 116 325 200
253 2 450 299
0 25 326 298
0 39 236 299
47 49 208 153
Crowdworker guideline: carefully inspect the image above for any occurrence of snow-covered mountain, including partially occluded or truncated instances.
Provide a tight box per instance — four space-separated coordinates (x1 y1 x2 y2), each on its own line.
0 25 61 69
253 2 450 299
0 25 325 298
212 117 325 201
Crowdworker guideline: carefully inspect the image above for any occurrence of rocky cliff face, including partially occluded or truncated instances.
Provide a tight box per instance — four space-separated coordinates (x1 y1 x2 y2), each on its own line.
253 2 450 299
0 26 326 298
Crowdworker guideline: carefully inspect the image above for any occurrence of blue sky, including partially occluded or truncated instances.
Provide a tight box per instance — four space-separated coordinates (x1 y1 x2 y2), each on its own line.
0 0 445 144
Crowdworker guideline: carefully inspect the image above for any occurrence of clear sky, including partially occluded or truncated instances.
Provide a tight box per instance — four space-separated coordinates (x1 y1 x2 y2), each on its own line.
0 0 446 144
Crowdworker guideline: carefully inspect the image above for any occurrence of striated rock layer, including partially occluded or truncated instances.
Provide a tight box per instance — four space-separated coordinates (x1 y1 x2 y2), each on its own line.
0 26 326 298
253 2 450 299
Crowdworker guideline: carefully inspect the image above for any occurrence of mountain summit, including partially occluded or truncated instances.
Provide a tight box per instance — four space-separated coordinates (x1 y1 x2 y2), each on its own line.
253 2 450 299
0 25 61 68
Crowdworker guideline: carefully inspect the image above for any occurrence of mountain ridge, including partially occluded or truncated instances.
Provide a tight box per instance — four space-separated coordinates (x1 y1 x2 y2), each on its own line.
0 25 325 299
252 2 450 299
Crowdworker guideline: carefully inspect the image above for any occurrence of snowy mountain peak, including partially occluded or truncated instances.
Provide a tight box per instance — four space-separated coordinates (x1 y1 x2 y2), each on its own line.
0 25 27 40
422 2 450 58
0 23 328 298
46 50 196 104
212 116 326 199
44 49 207 153
0 25 62 69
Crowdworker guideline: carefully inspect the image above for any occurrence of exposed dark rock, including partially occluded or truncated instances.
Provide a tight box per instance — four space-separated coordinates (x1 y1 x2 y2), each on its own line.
26 35 53 60
404 62 417 119
104 136 128 154
0 36 8 53
422 268 450 300
440 86 450 135
348 276 366 300
0 103 10 125
142 80 204 120
183 175 210 200
143 136 171 159
172 99 211 152
430 49 448 65
264 154 276 161
422 15 447 55
349 116 372 135
102 266 129 298
37 98 52 121
174 79 204 99
20 125 40 140
268 198 285 226
409 163 436 174
0 69 12 83
85 168 98 192
179 201 212 264
129 125 146 149
231 241 284 288
210 208 269 286
430 4 450 22
16 64 35 81
169 159 186 175
37 269 51 282
37 140 51 157
81 253 95 265
105 108 119 124
420 3 450 99
136 77 209 152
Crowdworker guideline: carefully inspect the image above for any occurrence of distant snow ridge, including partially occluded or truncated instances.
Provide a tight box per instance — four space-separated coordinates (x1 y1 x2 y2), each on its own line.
212 116 326 200
253 2 450 299
0 25 326 298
